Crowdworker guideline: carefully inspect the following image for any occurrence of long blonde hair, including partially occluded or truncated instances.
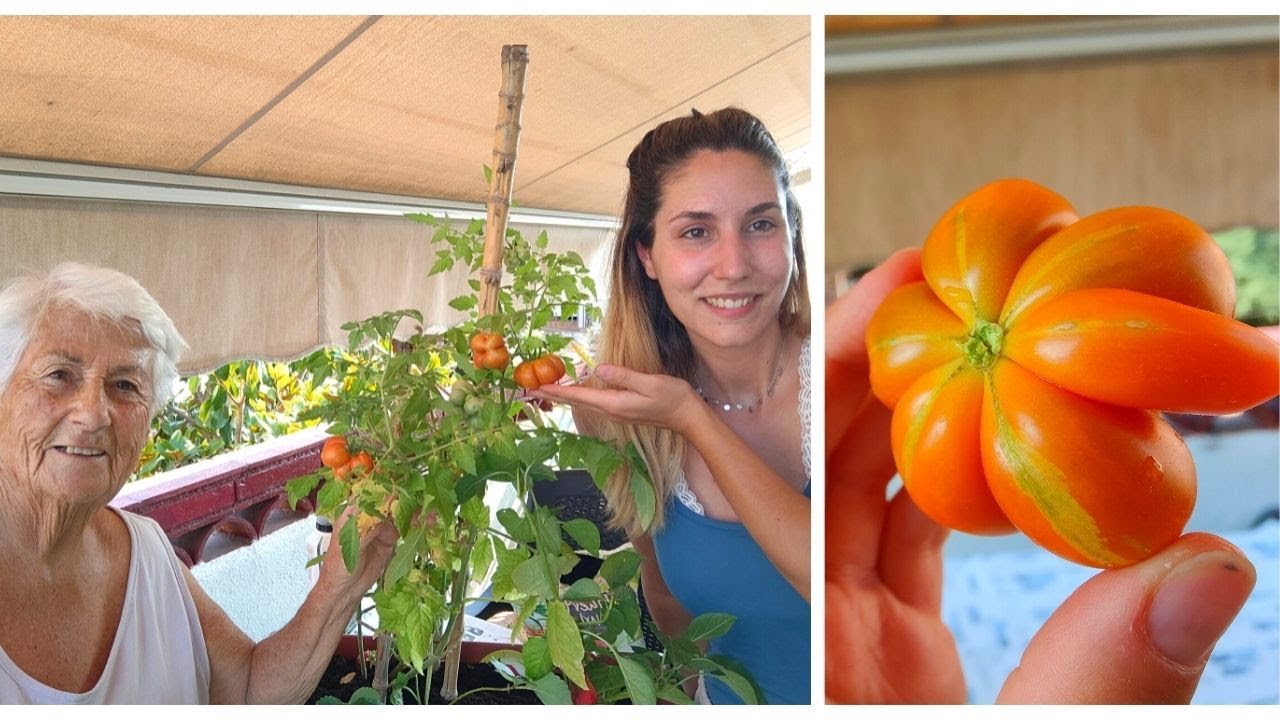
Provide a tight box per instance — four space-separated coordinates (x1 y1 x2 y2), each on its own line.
593 107 810 535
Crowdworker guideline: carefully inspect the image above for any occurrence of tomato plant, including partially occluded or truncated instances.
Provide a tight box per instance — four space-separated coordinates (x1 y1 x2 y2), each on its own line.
286 214 754 704
866 178 1280 568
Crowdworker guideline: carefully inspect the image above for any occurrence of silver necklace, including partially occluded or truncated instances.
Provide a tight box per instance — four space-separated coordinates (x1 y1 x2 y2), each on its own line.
695 339 787 414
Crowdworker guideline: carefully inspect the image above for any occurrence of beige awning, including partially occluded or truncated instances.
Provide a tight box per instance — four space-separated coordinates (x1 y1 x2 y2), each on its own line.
0 16 812 371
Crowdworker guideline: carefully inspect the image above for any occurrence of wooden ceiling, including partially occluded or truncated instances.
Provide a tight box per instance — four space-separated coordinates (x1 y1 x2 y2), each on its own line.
0 16 811 216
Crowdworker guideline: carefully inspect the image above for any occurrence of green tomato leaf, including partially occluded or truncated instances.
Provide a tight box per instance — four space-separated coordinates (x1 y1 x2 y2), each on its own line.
615 654 657 705
530 671 571 705
709 667 758 705
497 508 535 543
600 585 641 643
687 656 761 704
562 518 601 555
527 463 558 485
470 534 495 583
490 544 526 601
516 436 558 467
315 477 349 518
382 534 419 587
512 556 558 598
448 295 478 312
347 686 383 704
460 495 490 529
338 513 359 574
629 462 656 531
450 441 477 476
684 612 736 643
563 577 603 601
285 472 321 510
546 600 587 689
455 473 489 506
522 635 553 680
656 685 696 704
600 548 642 589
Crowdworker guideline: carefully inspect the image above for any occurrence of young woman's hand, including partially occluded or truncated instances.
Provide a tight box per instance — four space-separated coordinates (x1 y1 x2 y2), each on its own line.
532 364 703 434
824 248 1256 703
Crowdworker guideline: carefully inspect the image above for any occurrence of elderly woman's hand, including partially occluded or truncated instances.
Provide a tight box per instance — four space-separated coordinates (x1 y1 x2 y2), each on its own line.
824 248 1257 704
532 364 703 434
315 506 398 600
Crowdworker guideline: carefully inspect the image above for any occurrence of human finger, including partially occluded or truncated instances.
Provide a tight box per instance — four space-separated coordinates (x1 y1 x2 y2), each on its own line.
826 393 896 579
531 381 610 405
826 248 923 450
876 486 949 614
997 532 1255 703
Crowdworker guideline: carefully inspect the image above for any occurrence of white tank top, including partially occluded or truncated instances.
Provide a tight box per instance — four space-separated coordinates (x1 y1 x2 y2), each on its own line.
0 509 211 703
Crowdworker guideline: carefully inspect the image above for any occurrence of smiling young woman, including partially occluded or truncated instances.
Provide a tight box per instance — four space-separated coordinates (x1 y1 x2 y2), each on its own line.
535 107 811 705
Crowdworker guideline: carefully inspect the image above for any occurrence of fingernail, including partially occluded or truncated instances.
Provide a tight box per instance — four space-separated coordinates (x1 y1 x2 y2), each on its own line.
1147 549 1255 666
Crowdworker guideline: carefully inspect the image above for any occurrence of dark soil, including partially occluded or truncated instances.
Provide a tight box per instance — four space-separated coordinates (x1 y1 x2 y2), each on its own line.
307 654 540 705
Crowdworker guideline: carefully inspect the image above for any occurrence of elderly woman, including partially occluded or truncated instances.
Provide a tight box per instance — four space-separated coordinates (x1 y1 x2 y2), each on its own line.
0 262 395 703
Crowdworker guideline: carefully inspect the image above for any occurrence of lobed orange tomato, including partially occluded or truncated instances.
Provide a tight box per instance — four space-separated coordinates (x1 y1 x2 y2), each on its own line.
513 354 567 390
866 179 1280 568
470 331 511 370
320 436 350 470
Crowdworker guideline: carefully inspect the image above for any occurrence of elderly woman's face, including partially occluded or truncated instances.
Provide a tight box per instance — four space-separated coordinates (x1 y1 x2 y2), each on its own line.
0 305 154 506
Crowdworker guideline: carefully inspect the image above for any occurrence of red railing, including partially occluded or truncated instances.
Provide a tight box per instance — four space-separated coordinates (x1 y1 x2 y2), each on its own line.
111 427 327 566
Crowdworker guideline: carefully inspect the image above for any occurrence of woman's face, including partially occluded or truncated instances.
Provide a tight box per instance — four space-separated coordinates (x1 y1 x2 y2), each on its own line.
0 305 154 507
638 149 794 351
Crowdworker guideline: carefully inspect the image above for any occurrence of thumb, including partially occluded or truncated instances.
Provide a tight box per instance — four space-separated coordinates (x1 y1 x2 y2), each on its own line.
998 533 1255 703
592 363 636 389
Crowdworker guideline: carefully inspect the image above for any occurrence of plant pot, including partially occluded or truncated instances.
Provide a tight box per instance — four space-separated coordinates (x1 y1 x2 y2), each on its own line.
314 635 534 705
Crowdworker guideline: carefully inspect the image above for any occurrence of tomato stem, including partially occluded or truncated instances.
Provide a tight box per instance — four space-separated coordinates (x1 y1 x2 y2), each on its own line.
964 319 1005 370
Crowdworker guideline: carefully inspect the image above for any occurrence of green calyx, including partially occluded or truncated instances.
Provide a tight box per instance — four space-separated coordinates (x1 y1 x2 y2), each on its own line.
963 319 1005 370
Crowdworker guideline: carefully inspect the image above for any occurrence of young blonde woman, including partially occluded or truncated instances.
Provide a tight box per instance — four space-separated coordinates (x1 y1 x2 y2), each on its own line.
536 107 810 704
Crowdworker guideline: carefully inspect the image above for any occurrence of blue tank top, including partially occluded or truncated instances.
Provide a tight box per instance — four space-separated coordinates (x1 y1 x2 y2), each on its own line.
651 486 811 705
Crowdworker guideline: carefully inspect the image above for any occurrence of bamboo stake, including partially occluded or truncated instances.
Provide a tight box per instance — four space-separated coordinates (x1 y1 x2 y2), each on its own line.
441 42 529 704
477 44 529 319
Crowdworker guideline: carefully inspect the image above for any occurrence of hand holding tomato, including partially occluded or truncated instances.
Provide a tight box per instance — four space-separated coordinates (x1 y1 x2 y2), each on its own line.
513 353 567 390
532 363 701 433
825 248 1257 703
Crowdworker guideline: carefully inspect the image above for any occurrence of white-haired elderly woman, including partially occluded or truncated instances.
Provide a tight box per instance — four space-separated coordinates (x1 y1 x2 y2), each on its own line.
0 262 396 703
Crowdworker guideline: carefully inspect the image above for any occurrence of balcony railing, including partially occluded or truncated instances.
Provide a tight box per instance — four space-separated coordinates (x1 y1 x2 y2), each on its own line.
112 426 327 566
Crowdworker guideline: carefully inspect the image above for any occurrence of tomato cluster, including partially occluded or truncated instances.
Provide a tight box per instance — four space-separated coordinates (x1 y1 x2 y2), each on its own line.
514 354 567 390
470 332 510 370
866 179 1280 568
320 435 373 480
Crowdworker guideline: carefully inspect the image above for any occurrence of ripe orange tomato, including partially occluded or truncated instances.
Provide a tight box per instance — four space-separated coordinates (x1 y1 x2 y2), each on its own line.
332 459 355 480
350 451 374 476
320 436 350 470
514 354 566 390
866 179 1280 568
470 332 510 370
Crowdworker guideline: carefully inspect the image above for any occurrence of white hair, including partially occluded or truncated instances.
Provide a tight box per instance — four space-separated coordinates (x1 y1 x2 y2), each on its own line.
0 262 188 415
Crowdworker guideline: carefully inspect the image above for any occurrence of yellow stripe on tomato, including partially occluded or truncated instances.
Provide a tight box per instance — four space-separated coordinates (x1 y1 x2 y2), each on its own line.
867 280 967 408
1005 288 1280 414
892 360 1012 535
1001 206 1235 329
982 360 1196 568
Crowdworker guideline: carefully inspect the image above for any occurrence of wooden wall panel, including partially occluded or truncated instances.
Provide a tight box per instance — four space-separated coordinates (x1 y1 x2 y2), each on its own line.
825 46 1280 274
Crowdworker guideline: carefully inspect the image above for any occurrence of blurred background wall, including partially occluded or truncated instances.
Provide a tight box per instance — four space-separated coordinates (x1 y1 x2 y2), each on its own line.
825 15 1279 296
